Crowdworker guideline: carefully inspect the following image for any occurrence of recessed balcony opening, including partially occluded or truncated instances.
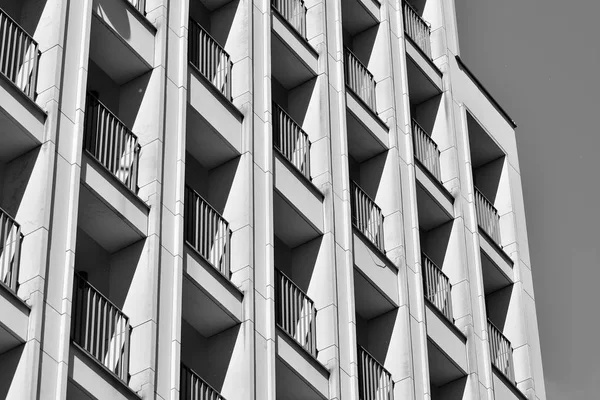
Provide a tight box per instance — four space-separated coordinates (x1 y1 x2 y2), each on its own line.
189 0 244 101
271 76 318 180
340 0 379 37
348 152 386 253
71 228 146 386
0 343 25 399
274 235 323 357
420 221 454 324
180 318 240 400
403 0 434 59
467 112 510 250
355 311 396 400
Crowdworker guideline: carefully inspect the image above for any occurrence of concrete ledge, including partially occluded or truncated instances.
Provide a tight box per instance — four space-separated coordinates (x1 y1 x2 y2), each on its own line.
69 343 141 400
479 231 514 284
492 367 528 400
415 162 454 216
276 328 329 399
0 283 30 355
346 90 389 162
405 38 443 90
0 74 46 162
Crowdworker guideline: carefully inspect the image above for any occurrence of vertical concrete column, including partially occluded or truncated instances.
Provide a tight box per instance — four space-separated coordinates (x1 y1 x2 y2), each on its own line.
323 0 360 397
252 0 275 397
153 0 188 398
33 1 93 399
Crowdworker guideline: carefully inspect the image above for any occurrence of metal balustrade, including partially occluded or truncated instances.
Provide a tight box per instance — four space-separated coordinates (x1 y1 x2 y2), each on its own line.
188 19 233 100
84 94 141 193
180 364 226 400
412 119 441 181
403 1 432 58
0 208 23 293
345 49 377 112
487 319 515 383
272 0 307 38
127 0 145 14
351 181 384 252
184 186 232 278
358 346 394 400
273 103 311 180
422 253 453 322
275 269 317 357
71 273 131 382
0 8 40 99
474 187 501 245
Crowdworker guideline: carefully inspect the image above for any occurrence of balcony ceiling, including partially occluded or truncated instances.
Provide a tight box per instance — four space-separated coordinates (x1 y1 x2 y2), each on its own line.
481 249 512 295
416 181 453 232
467 113 505 168
353 269 396 320
271 28 317 90
341 0 379 36
276 357 326 400
273 189 322 248
428 338 466 387
407 55 442 106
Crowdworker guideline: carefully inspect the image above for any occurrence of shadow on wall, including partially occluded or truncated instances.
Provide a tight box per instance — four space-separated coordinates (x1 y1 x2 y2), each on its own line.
0 147 40 218
0 345 24 399
94 0 132 40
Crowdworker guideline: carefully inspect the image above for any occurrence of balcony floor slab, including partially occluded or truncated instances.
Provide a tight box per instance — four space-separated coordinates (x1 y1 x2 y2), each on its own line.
415 162 454 231
406 39 442 105
0 283 30 355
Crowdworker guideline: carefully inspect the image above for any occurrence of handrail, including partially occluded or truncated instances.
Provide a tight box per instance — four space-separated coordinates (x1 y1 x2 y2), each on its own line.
487 319 515 383
412 119 441 181
272 0 307 38
358 346 394 400
180 363 226 400
84 93 141 193
188 19 233 100
272 103 311 180
345 48 377 112
71 273 131 382
275 269 317 357
474 187 501 245
184 186 232 278
350 181 384 252
403 1 432 58
0 207 23 293
421 253 453 322
126 0 145 14
0 7 40 99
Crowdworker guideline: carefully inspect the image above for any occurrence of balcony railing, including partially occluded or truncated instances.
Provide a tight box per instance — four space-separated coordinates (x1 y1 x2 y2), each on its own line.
180 364 226 400
273 103 311 180
184 186 231 278
358 346 394 400
84 94 141 193
351 181 384 253
188 19 233 100
275 269 317 357
0 8 40 99
126 0 145 14
487 319 515 383
403 1 432 59
345 48 377 113
422 253 453 322
272 0 307 38
0 208 23 293
412 119 441 181
71 273 131 382
474 188 501 245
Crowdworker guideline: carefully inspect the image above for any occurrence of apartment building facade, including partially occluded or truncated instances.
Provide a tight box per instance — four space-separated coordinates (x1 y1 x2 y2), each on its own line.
0 0 546 399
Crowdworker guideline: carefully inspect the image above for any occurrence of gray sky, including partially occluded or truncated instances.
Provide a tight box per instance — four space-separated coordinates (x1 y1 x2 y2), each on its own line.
454 0 600 397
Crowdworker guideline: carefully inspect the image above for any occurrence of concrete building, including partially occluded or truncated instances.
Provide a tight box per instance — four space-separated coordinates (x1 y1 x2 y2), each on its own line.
0 0 546 399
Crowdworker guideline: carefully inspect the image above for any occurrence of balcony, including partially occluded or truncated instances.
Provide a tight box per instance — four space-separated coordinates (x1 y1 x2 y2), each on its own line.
189 19 233 101
0 7 45 162
412 119 440 182
180 364 225 400
275 269 317 357
272 0 306 38
403 1 431 59
71 273 131 382
487 319 515 383
184 186 231 278
340 0 380 36
351 181 384 252
90 0 155 85
422 254 452 322
84 94 141 193
345 49 376 113
273 103 311 180
474 187 501 245
358 346 394 400
0 207 28 357
79 94 148 253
